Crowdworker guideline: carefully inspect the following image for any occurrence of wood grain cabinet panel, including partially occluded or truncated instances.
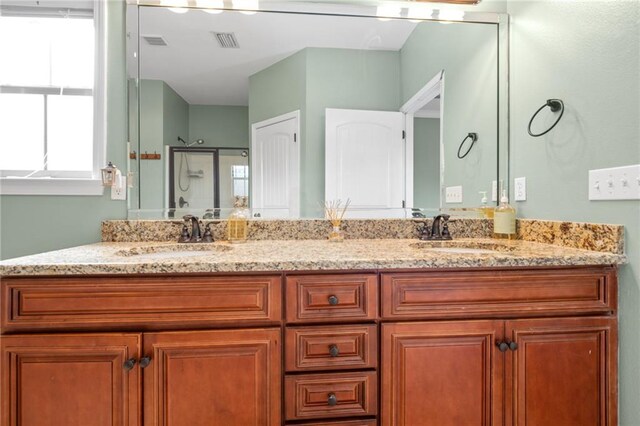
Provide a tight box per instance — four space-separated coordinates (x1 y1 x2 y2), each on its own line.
143 328 281 426
381 267 616 320
286 274 377 323
1 275 281 332
285 372 377 421
1 333 141 426
381 321 503 426
285 325 377 372
301 420 377 426
505 317 617 426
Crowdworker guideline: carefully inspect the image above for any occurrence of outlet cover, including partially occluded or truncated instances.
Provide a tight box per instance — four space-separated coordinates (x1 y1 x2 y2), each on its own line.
589 164 640 200
445 185 463 203
514 177 527 201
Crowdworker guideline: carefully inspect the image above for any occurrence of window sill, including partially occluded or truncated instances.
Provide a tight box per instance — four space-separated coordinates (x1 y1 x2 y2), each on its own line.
0 178 106 196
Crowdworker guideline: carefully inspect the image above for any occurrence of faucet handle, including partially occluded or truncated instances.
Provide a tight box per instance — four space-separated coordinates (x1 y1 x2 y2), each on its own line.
202 222 215 243
441 222 452 240
179 224 190 242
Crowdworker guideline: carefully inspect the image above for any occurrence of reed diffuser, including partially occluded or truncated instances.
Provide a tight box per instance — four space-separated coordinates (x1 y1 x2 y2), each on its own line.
323 199 351 242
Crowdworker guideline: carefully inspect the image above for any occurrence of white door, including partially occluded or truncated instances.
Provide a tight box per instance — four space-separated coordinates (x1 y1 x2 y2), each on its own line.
251 111 300 218
325 108 406 218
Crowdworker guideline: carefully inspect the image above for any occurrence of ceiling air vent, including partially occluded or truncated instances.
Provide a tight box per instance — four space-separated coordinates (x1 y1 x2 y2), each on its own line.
213 32 239 48
142 35 168 46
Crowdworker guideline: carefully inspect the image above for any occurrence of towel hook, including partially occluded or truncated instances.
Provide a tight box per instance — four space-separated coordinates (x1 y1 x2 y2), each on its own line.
457 133 478 159
528 99 564 137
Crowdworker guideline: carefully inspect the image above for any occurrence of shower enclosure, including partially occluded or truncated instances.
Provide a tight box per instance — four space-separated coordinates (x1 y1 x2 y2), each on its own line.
168 147 249 216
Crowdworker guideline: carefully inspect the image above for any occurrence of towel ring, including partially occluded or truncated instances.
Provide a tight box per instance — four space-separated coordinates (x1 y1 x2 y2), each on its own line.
528 99 564 137
457 133 478 159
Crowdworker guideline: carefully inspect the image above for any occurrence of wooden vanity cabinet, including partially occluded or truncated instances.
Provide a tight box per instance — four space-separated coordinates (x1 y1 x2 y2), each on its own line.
380 267 618 426
0 266 618 426
1 274 283 426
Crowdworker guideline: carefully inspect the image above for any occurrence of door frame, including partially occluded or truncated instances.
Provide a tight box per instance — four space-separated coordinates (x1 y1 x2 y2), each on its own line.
400 70 445 210
250 110 301 217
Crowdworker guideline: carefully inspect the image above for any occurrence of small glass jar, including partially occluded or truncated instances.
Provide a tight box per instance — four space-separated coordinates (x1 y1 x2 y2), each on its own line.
227 196 250 243
328 225 344 242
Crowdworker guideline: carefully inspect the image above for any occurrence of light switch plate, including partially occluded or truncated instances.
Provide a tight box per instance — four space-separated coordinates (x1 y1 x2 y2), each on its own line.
514 177 527 201
589 164 640 200
445 185 463 203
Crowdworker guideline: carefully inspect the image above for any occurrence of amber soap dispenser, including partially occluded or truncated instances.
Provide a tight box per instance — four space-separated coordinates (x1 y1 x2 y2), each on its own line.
493 189 516 239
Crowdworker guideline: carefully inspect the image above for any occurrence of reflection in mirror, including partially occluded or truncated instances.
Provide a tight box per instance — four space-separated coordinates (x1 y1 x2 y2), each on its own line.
129 4 507 219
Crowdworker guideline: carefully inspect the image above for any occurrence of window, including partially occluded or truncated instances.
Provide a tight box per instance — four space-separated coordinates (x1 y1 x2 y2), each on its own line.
231 165 249 197
0 1 105 195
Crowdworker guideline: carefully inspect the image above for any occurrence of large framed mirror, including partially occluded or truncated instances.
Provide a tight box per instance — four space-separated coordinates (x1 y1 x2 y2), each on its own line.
126 0 509 219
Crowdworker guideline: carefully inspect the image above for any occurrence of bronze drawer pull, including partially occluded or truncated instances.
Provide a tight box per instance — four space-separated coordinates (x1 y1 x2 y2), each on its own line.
328 295 339 306
327 393 338 406
329 344 340 357
123 358 136 371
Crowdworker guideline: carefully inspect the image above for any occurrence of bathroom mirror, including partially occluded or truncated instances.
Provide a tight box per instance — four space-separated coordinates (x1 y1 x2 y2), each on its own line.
127 1 508 219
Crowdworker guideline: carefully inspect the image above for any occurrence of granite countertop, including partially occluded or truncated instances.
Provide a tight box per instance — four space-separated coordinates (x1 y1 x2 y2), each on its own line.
0 238 626 276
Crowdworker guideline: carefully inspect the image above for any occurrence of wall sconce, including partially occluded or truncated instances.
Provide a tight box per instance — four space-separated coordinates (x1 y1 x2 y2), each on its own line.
101 162 118 187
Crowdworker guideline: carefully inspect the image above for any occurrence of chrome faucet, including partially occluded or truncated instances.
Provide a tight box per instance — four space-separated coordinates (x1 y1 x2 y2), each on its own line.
417 214 452 241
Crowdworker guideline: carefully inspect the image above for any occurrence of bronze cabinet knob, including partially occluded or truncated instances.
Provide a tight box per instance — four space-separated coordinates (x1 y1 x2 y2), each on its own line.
496 341 509 352
329 344 340 357
139 356 152 368
327 393 338 406
123 358 136 371
328 295 339 306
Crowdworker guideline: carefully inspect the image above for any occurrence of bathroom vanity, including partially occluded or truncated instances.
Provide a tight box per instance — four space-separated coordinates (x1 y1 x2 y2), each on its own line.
0 234 623 426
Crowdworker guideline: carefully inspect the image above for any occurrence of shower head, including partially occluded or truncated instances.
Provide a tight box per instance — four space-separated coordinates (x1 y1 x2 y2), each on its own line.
178 137 205 147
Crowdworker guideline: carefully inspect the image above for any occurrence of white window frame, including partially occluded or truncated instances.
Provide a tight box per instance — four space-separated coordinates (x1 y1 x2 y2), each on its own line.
0 0 106 196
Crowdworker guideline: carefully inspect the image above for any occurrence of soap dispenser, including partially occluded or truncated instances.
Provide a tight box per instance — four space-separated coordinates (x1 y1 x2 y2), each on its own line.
479 191 494 219
227 196 250 243
493 189 516 239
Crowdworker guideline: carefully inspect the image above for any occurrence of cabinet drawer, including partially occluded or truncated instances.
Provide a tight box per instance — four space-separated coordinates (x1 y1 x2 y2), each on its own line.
286 274 378 323
301 420 377 426
2 275 282 332
285 325 377 372
381 267 617 320
285 371 377 420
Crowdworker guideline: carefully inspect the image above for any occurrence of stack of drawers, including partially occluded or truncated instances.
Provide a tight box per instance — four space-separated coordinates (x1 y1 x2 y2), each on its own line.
284 274 379 425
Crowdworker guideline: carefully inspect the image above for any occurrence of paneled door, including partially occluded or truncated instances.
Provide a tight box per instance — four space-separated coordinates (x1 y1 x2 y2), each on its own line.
1 333 141 426
143 328 281 426
325 108 406 218
505 317 617 426
381 321 503 426
251 111 300 218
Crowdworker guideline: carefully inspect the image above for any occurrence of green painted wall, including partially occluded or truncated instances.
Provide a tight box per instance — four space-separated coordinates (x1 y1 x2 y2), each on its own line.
138 80 189 208
249 49 307 129
507 2 640 423
162 83 189 148
189 105 249 148
139 79 164 208
249 47 400 216
304 48 401 216
414 118 440 208
400 21 498 207
0 0 128 260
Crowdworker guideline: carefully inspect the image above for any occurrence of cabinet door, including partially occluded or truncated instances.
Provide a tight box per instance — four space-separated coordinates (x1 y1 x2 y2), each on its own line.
1 333 141 426
505 317 617 426
381 321 503 426
143 328 281 426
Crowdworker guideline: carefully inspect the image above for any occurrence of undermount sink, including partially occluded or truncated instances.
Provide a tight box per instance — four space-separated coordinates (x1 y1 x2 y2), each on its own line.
409 241 517 255
115 243 231 259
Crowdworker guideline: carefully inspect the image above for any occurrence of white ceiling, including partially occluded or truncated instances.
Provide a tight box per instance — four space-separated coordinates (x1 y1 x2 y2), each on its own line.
139 7 417 106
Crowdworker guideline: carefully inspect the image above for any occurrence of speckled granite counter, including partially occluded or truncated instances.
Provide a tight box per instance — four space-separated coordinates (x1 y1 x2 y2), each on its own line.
0 238 625 276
